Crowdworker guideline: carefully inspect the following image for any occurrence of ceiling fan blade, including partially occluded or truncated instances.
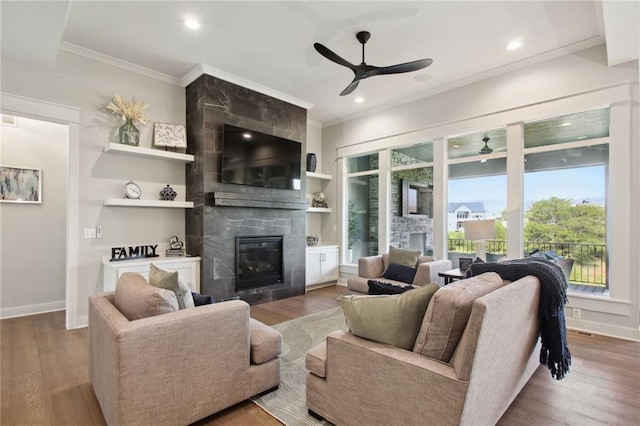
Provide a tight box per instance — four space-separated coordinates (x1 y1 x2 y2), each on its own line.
340 79 361 96
368 58 433 77
313 43 356 71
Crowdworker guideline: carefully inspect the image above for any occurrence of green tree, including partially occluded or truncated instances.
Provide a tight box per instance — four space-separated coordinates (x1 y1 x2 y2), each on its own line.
525 197 605 264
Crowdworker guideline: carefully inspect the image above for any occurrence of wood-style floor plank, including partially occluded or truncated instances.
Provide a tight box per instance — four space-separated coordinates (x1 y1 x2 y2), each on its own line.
1 285 639 426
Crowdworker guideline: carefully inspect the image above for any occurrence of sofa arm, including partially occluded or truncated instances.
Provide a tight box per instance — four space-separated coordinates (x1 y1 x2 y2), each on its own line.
89 296 252 426
324 331 468 425
358 255 385 278
413 259 453 286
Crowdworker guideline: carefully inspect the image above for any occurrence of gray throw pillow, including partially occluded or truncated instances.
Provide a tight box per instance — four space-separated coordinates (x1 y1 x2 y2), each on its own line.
338 283 439 350
387 246 421 269
149 264 192 310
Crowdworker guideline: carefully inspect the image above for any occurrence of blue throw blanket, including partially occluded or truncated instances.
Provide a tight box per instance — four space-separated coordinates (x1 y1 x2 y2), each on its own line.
467 258 571 380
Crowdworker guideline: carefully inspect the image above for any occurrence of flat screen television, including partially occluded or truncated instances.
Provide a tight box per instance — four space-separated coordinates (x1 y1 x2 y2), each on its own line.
221 124 302 190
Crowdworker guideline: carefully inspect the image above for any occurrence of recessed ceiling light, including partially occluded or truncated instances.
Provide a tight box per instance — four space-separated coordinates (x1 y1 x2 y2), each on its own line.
184 19 200 30
453 144 460 148
576 135 588 140
506 40 522 50
561 122 571 127
354 97 364 103
242 132 252 139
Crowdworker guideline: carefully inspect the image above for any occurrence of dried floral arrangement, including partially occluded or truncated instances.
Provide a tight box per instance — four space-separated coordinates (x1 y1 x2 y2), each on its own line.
106 94 149 124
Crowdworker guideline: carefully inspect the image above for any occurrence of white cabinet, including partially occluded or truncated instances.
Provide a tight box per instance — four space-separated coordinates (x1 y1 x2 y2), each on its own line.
102 255 201 292
305 245 339 286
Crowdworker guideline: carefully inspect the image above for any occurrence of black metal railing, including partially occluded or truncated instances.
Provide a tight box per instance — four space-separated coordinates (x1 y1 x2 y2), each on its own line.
448 239 607 287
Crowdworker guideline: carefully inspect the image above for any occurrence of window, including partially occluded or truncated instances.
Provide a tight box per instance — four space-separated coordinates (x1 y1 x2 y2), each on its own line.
346 154 379 263
447 129 507 265
523 107 609 290
390 142 434 255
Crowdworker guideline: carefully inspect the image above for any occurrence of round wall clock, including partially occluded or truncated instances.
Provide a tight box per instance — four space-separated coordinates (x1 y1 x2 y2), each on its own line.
124 181 142 199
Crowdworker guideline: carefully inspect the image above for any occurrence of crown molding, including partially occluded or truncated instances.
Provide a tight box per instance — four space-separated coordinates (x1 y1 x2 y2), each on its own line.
59 42 183 86
181 64 313 110
307 119 322 129
322 36 606 128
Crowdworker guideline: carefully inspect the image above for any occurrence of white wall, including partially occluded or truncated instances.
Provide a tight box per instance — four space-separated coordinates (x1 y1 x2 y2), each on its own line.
323 45 640 340
0 117 68 315
1 50 186 325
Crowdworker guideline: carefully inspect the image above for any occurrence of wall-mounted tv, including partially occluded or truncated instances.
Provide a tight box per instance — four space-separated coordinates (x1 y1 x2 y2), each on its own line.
221 124 302 190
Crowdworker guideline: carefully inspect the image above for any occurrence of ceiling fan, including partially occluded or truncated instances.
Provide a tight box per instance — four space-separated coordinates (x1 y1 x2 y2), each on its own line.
479 137 493 155
314 31 433 96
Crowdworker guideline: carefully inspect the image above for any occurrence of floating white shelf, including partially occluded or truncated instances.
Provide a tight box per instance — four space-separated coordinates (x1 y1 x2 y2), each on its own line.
103 143 194 163
307 207 332 213
104 198 194 208
306 171 332 181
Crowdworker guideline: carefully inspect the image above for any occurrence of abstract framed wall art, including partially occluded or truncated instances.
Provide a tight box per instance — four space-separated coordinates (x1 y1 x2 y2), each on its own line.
0 166 42 203
153 122 187 149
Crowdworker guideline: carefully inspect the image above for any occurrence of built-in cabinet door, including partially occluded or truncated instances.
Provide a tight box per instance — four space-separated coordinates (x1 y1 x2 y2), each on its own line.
305 251 323 284
305 245 339 286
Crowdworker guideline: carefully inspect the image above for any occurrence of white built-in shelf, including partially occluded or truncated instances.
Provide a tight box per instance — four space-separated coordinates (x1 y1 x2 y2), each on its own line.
104 198 194 208
103 143 194 163
306 171 332 181
307 207 332 213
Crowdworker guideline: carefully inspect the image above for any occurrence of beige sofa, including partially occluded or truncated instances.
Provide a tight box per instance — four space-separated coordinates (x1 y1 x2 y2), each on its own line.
347 254 453 292
89 278 282 425
306 274 542 425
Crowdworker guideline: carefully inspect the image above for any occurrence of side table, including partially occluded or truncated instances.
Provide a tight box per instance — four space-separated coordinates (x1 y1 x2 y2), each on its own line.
438 268 466 285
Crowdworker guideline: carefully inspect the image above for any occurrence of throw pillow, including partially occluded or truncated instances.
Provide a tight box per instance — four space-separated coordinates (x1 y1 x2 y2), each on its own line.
387 246 421 269
149 264 191 310
179 278 195 309
367 280 415 295
338 283 439 350
413 272 505 362
382 262 417 284
114 272 178 320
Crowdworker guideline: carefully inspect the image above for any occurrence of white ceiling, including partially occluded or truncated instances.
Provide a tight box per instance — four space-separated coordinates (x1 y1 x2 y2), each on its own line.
1 1 637 126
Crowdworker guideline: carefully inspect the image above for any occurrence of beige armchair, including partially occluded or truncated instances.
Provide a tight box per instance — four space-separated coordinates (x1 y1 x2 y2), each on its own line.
347 254 452 293
89 283 282 425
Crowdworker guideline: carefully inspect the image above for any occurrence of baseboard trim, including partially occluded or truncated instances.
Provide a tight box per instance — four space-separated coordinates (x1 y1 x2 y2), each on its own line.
567 318 640 342
75 315 88 329
0 301 65 320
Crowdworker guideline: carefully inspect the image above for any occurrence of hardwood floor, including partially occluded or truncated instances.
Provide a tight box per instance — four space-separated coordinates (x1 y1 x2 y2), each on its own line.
1 285 638 425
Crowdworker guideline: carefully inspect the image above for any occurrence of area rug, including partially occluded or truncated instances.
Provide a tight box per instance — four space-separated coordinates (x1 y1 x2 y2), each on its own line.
251 307 347 425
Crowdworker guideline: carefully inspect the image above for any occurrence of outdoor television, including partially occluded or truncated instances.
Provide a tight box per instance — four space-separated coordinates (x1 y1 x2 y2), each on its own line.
221 124 302 190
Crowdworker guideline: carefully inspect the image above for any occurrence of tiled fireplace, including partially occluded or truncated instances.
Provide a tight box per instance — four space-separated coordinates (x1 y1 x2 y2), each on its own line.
185 74 307 304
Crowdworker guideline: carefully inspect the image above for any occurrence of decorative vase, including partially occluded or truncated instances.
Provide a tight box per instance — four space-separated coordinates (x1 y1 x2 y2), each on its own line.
159 184 177 201
119 118 140 146
306 153 317 172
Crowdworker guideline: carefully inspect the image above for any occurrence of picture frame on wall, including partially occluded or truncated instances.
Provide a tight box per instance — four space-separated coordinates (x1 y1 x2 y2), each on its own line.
0 165 42 203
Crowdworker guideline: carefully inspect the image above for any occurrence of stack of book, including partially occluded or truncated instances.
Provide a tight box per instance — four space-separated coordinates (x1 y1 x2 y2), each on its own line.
166 248 185 257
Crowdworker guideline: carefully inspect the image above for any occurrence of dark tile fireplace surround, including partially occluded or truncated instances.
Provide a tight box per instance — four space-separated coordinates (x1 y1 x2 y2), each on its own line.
185 74 308 305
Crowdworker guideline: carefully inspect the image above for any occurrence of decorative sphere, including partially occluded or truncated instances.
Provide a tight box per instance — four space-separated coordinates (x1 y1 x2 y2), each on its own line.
314 192 326 203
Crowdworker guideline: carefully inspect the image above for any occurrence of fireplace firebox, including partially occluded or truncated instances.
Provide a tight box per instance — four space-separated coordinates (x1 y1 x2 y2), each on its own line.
236 236 284 290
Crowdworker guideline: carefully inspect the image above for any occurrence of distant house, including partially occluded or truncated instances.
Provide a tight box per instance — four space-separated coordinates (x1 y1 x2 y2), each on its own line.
448 202 486 232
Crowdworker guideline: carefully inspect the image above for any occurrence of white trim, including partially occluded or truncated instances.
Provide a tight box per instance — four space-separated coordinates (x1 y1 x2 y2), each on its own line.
336 278 348 287
567 294 631 316
60 42 182 86
567 321 640 342
181 64 314 110
1 92 81 330
323 36 605 128
75 315 88 329
307 119 322 129
0 301 65 320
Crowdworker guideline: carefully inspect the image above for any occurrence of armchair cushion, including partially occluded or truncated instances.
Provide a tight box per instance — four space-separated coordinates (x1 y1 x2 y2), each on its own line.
249 318 283 364
413 272 505 362
382 262 417 284
338 283 439 350
114 272 178 320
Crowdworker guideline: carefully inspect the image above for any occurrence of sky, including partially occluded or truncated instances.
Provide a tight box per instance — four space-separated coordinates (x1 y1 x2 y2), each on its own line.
448 165 606 218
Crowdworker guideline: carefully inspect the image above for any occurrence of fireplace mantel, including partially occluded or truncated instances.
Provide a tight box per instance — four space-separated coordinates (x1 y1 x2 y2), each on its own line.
207 191 308 210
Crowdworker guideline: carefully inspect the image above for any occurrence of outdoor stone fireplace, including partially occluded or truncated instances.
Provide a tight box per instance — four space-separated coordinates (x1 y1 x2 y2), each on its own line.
185 74 307 304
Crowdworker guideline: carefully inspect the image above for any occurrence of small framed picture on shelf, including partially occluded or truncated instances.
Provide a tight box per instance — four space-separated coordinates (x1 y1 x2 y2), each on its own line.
0 165 41 203
153 123 187 150
459 257 473 273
